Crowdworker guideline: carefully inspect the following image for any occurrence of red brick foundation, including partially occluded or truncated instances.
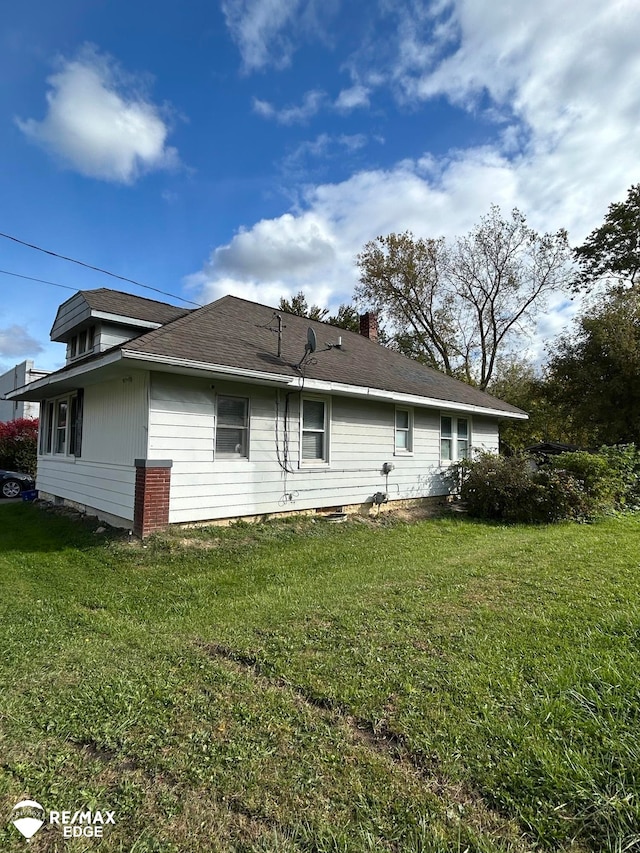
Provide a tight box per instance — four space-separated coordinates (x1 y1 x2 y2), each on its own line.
133 459 173 538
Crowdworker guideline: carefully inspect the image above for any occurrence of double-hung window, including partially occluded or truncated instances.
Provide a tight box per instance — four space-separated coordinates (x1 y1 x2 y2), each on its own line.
216 395 249 458
440 415 471 463
55 400 68 454
40 392 84 458
301 398 329 464
395 408 413 453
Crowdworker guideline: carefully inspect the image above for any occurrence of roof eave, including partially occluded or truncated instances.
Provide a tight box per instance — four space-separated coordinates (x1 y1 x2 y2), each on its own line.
122 350 527 420
6 350 124 400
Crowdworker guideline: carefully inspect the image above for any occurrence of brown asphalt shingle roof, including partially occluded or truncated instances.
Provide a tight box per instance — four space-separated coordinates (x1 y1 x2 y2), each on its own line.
81 288 192 326
120 294 525 416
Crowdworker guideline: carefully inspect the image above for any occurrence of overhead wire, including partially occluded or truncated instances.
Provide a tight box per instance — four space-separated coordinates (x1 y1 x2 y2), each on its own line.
0 230 203 307
0 269 77 291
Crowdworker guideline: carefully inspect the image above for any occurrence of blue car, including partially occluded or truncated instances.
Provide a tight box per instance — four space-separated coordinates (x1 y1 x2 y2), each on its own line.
1 470 36 499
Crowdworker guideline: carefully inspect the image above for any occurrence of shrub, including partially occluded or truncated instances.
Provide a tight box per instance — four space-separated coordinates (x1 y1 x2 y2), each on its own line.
456 447 638 524
549 451 623 516
0 418 39 476
596 444 640 509
457 453 544 523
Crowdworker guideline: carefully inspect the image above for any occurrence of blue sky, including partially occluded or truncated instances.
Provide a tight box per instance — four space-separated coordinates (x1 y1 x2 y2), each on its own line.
1 0 639 373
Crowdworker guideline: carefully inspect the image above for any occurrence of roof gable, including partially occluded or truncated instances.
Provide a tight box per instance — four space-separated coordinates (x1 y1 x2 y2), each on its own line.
50 288 192 340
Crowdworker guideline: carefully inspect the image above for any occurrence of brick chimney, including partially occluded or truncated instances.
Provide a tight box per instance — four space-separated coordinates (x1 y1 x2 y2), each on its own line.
359 312 378 342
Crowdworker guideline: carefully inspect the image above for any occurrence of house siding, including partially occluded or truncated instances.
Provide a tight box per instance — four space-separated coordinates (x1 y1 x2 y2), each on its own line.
36 370 149 523
148 374 462 524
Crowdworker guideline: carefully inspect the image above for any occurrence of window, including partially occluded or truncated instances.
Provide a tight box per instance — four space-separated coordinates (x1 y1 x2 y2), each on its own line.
68 327 95 360
440 415 471 463
70 389 84 457
395 408 413 453
55 400 68 453
216 396 248 458
301 398 328 463
40 393 83 457
40 401 54 454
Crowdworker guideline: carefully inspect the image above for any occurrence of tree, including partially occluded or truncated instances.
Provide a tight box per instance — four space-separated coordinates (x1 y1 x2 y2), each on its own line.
355 206 572 390
326 304 360 333
279 292 328 321
279 291 361 332
574 183 640 291
546 288 640 446
486 356 569 451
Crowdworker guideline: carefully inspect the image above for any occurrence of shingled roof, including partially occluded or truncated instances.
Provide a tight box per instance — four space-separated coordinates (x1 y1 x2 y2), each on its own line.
119 294 525 416
80 288 192 325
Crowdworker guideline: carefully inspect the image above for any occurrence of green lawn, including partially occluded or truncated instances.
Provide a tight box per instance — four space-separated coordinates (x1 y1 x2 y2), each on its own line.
0 503 638 852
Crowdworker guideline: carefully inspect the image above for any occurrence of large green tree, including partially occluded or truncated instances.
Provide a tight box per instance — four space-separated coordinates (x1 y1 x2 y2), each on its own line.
574 183 640 291
547 288 640 445
486 356 565 451
355 206 572 390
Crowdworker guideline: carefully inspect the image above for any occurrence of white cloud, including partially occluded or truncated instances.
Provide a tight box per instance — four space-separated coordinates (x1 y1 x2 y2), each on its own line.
190 0 640 359
222 0 338 72
252 89 326 124
189 212 338 303
335 85 370 111
17 45 179 184
222 0 302 71
0 326 44 359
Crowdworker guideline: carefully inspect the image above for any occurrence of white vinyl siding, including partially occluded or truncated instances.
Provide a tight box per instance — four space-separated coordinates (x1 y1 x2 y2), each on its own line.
149 375 465 524
35 370 150 525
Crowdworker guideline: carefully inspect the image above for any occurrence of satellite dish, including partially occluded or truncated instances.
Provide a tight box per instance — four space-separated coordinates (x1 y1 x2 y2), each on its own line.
307 327 317 353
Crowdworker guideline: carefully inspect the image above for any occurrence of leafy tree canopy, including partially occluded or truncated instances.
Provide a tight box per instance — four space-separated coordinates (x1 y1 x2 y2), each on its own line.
574 183 640 291
546 288 640 446
355 206 572 390
279 291 361 332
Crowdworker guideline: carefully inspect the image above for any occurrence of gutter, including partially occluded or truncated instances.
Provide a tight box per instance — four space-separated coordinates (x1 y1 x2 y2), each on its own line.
290 377 528 421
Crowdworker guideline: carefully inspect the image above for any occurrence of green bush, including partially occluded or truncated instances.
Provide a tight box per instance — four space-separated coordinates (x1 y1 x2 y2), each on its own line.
0 418 39 476
596 444 640 508
456 447 640 523
549 451 622 516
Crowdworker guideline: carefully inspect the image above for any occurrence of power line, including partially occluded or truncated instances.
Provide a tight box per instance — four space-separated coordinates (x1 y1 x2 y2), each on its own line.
0 268 78 291
0 231 203 307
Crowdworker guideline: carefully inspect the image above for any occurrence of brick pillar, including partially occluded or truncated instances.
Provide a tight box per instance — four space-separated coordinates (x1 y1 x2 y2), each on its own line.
359 312 379 341
134 459 173 538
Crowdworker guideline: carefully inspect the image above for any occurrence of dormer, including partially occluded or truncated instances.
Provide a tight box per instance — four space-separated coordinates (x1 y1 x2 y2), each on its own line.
50 289 192 364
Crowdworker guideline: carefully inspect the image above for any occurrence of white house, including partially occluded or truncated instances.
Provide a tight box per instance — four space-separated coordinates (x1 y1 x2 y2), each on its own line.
8 288 527 535
0 360 49 421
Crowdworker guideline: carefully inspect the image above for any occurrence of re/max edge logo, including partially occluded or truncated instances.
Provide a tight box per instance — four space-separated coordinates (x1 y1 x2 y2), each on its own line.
10 800 116 840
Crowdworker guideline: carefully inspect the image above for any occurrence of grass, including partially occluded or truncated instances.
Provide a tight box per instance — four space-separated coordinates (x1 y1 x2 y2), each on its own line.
0 502 639 852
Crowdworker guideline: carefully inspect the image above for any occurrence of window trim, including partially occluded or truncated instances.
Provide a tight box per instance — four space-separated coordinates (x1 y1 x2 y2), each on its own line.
40 392 83 458
394 406 414 455
215 394 250 460
440 413 472 464
300 395 331 467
